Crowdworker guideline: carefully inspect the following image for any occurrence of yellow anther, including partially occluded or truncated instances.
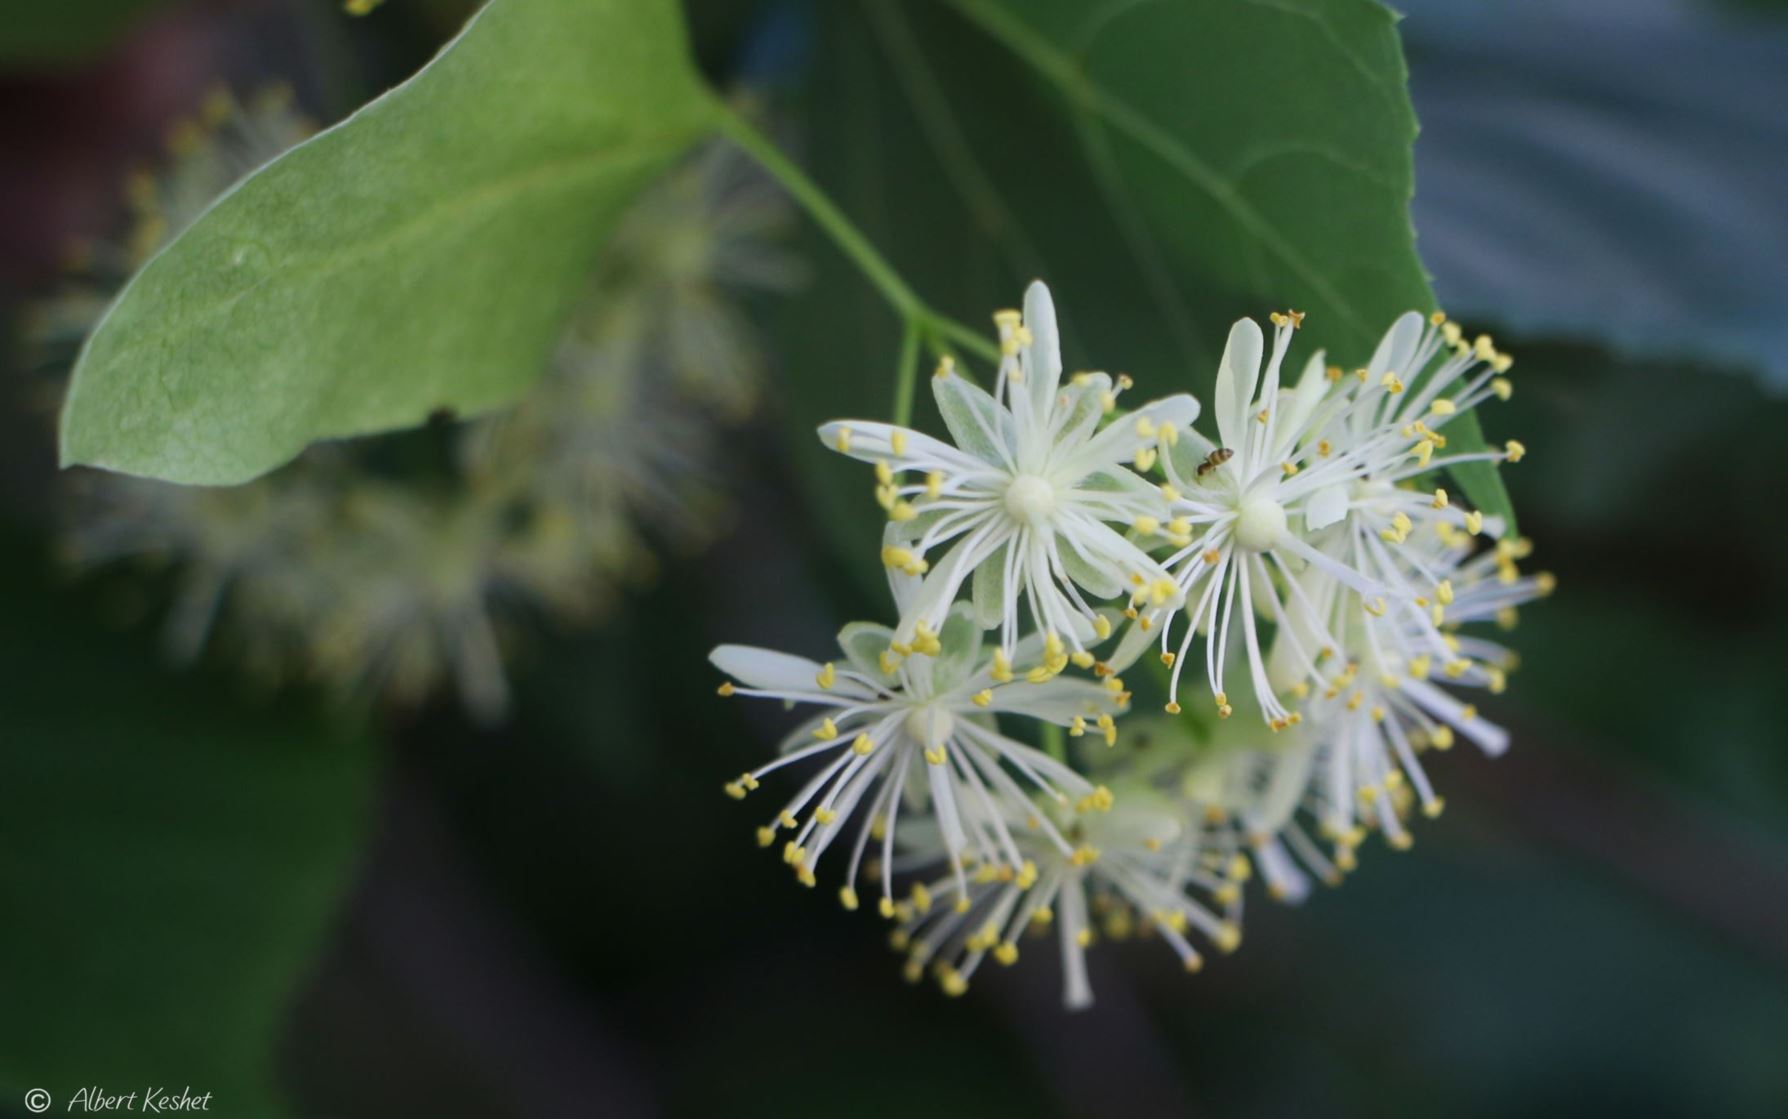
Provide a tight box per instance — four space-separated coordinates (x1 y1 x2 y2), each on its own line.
1071 650 1095 669
782 840 805 865
939 969 968 997
1163 700 1182 714
1381 372 1405 393
1432 488 1449 509
716 681 736 697
815 807 838 825
1077 785 1116 813
779 810 798 828
910 882 933 913
923 746 947 766
1423 797 1447 819
1460 704 1478 722
1537 572 1558 595
1134 446 1158 472
1491 377 1513 401
1202 548 1221 565
889 500 917 522
1096 714 1117 747
1157 420 1180 446
1317 439 1333 457
835 426 853 452
1465 511 1484 534
1430 398 1457 416
994 942 1019 966
971 689 993 708
1364 596 1387 618
1411 439 1434 466
1215 923 1242 953
1256 407 1271 425
874 461 894 486
756 826 776 847
1430 310 1447 325
878 896 897 919
816 662 837 689
1133 515 1160 536
1436 579 1455 606
933 355 956 379
1069 716 1086 737
839 886 859 911
1071 845 1101 866
723 781 746 800
911 622 943 657
1505 439 1527 462
814 718 839 741
1474 334 1496 361
992 649 1013 683
1093 614 1113 640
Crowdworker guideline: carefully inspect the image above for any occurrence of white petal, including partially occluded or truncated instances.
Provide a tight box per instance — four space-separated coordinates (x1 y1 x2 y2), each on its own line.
1023 280 1064 422
1304 483 1349 532
710 645 873 699
816 419 981 473
1215 318 1263 452
1057 392 1199 479
1368 310 1426 379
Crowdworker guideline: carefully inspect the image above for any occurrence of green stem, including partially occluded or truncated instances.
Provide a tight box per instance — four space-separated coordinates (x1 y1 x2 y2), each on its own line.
892 318 921 427
714 104 998 400
1041 721 1066 764
715 105 924 321
928 315 1000 363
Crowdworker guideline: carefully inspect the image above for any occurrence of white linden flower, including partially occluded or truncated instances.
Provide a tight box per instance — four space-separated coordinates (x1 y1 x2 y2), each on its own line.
1281 533 1553 855
1298 310 1524 628
819 281 1198 670
712 594 1128 914
1121 703 1342 906
1135 310 1520 728
891 784 1240 1008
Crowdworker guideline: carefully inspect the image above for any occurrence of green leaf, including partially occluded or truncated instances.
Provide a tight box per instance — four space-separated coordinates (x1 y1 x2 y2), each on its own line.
59 0 717 485
0 546 377 1114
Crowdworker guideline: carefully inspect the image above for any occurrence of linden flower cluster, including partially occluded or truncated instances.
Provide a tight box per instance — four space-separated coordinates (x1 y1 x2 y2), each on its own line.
713 281 1552 1009
47 90 795 720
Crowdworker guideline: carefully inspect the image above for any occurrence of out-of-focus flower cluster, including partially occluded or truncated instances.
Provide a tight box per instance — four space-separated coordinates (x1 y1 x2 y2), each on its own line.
39 89 799 721
712 281 1551 1008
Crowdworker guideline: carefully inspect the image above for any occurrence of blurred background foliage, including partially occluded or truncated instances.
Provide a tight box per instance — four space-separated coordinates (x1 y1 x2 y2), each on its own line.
2 1 1786 1117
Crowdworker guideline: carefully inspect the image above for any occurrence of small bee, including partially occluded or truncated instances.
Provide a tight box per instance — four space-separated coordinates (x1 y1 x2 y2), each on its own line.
1195 447 1234 478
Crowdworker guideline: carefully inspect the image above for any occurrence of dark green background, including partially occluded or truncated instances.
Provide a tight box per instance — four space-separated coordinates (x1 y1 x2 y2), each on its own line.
2 1 1784 1116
